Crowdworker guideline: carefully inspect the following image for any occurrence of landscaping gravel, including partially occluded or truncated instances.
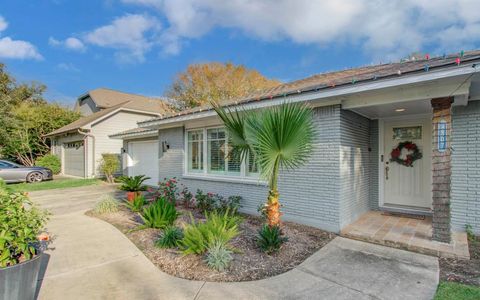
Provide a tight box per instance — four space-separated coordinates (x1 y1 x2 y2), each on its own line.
439 235 480 286
87 206 335 282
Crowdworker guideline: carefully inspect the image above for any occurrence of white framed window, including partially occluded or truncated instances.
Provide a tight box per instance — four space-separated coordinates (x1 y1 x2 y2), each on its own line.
185 127 259 180
187 130 203 173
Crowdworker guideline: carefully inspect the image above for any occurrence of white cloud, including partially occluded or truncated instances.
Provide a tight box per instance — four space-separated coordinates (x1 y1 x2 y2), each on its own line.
0 16 7 32
122 0 480 59
57 62 80 72
83 14 161 63
0 15 42 60
49 36 86 52
0 37 43 60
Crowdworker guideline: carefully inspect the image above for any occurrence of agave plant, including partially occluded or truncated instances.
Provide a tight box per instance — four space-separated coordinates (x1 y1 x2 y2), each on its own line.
118 175 151 192
212 101 315 227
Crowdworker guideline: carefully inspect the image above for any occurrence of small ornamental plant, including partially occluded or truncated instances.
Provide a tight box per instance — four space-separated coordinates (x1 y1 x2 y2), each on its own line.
257 224 288 254
0 181 50 267
158 177 178 204
179 186 194 208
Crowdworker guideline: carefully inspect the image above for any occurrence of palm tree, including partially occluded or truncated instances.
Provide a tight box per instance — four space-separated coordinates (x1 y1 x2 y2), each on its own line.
212 101 315 227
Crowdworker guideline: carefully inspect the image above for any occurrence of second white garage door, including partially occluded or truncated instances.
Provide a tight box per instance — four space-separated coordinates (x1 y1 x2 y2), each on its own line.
128 140 159 186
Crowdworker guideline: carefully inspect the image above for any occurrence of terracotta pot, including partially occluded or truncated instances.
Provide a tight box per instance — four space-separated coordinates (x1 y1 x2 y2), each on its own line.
126 191 141 202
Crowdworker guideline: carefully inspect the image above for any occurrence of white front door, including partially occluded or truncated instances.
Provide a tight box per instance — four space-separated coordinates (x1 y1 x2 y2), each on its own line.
383 117 432 209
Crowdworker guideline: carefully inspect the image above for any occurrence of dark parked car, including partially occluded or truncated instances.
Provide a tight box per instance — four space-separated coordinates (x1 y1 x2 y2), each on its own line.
0 160 53 183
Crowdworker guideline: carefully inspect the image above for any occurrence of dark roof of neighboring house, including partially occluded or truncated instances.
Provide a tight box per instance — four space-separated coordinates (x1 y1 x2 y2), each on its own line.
138 50 480 126
81 88 174 113
46 89 174 137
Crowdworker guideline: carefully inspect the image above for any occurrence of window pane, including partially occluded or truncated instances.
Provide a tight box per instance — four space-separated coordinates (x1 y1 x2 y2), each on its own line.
208 128 226 173
188 130 203 172
227 144 241 175
247 151 259 175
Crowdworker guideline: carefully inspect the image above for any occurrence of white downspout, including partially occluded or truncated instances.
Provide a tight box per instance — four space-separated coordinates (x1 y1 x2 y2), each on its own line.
78 129 95 178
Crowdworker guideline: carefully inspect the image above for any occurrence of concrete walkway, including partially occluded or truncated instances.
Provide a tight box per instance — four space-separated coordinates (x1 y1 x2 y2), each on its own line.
31 185 439 300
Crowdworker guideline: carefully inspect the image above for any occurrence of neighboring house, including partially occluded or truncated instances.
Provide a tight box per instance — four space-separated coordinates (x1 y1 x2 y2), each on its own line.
111 50 480 241
46 88 173 180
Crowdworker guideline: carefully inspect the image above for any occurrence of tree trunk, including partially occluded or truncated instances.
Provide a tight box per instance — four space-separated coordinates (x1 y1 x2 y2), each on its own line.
265 158 281 227
266 189 281 227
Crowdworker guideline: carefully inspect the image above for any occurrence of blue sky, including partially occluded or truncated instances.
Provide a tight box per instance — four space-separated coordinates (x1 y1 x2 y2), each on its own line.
1 0 479 107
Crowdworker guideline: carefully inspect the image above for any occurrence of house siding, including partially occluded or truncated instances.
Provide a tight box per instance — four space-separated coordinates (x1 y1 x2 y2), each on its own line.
91 111 157 176
76 96 98 116
339 110 372 228
451 100 480 234
157 105 343 232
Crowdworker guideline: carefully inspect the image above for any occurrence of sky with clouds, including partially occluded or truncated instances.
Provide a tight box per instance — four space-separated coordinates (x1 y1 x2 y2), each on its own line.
1 0 479 106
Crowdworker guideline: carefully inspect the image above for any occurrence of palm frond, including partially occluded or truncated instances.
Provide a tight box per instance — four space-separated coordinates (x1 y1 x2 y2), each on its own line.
211 101 252 161
212 101 315 189
253 102 315 186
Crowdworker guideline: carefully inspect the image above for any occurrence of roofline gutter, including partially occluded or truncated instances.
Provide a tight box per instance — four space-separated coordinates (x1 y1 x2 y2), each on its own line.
138 63 480 129
109 129 159 140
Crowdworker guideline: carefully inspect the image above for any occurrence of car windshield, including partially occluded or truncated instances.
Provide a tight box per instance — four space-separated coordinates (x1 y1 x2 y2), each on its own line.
0 160 22 167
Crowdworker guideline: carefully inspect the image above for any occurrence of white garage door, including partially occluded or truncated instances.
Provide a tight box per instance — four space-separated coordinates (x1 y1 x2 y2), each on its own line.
64 141 85 177
128 141 159 186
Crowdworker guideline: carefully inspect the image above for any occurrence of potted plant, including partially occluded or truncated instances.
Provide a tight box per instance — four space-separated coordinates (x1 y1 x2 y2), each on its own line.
118 175 151 202
0 180 50 300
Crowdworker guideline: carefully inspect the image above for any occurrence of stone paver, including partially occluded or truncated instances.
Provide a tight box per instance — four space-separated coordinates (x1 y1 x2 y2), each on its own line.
341 211 470 259
31 185 439 300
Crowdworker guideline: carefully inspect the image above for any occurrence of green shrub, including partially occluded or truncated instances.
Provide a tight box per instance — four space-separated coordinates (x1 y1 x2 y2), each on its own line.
205 241 233 271
140 197 179 229
218 195 242 213
124 194 146 213
195 189 216 212
118 175 150 192
94 196 119 214
257 224 288 254
465 224 476 242
155 226 183 248
99 153 120 183
35 154 61 174
180 209 241 255
0 184 50 267
158 177 178 203
180 186 194 208
195 190 242 213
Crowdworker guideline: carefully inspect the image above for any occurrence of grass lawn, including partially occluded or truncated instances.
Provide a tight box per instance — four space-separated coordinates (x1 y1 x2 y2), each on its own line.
435 281 480 300
8 178 101 192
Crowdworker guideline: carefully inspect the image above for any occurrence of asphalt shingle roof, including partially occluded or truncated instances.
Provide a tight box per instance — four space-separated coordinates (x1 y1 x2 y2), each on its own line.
138 50 480 126
46 89 174 136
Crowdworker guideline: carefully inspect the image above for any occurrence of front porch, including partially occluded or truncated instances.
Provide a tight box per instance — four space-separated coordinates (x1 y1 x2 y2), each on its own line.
341 211 469 259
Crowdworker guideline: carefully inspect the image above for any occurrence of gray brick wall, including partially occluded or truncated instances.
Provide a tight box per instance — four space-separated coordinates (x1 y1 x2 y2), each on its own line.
369 120 379 210
451 100 480 234
157 105 343 232
339 110 372 228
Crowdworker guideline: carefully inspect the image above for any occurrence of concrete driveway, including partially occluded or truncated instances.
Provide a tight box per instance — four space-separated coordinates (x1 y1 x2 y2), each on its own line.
31 185 439 300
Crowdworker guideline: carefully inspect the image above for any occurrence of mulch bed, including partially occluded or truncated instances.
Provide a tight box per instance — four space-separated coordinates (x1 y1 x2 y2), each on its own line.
87 206 335 282
439 235 480 286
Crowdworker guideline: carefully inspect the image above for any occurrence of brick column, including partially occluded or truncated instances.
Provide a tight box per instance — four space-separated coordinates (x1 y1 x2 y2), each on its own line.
431 97 453 243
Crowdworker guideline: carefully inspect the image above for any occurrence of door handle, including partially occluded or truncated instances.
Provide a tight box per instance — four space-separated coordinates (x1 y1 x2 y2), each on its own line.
385 166 389 180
